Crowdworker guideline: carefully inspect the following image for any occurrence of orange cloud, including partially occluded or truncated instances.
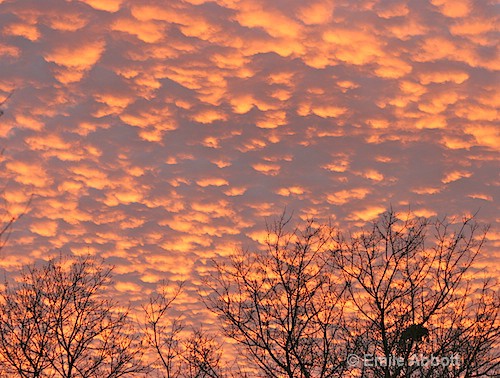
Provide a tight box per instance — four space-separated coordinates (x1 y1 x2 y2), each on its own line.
276 186 306 196
348 206 386 221
44 12 89 31
26 134 71 151
327 188 370 205
297 1 335 25
80 0 124 12
252 162 281 175
450 18 495 37
418 91 460 114
465 125 499 148
431 0 471 18
44 40 105 70
419 70 469 84
375 57 412 79
192 109 227 124
442 170 472 184
376 2 409 19
72 165 108 190
112 18 166 43
456 104 498 122
0 0 498 350
3 23 40 41
310 105 347 118
6 160 49 187
30 220 58 237
235 2 303 38
14 114 44 131
323 27 382 65
256 110 287 128
196 178 229 187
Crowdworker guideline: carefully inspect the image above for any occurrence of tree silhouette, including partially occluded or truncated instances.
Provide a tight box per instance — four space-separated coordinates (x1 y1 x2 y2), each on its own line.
0 91 13 118
0 256 147 378
206 210 499 378
0 204 15 253
181 328 224 378
143 282 185 378
332 210 499 377
142 282 227 378
205 214 352 378
0 97 15 253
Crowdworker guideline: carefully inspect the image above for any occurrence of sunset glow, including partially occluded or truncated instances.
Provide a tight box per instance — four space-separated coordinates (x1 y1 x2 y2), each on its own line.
0 0 498 340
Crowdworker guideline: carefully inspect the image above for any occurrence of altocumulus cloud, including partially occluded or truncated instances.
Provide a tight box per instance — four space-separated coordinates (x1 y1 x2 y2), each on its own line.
0 0 498 317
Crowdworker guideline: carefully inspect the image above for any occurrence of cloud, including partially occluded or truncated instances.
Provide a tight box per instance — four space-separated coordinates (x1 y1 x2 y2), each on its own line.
30 220 58 237
234 2 303 39
418 70 469 84
327 188 371 205
442 170 472 184
6 160 50 187
464 125 499 148
430 0 471 18
112 17 166 43
44 11 89 31
79 0 124 12
0 0 498 342
43 38 106 83
297 1 334 25
348 206 386 221
196 178 229 187
3 22 40 41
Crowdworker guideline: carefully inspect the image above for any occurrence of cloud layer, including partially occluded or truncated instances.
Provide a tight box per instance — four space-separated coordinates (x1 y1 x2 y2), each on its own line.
0 0 498 313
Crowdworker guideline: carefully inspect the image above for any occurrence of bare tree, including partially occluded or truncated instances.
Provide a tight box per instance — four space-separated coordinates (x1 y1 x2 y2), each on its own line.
0 190 31 254
181 328 224 378
0 91 13 118
143 282 185 378
331 210 499 378
0 256 147 378
205 214 352 378
206 210 499 378
0 265 53 377
0 202 16 253
143 283 226 378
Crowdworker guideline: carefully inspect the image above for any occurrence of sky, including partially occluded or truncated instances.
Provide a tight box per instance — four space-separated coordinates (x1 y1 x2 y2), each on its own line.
0 0 498 316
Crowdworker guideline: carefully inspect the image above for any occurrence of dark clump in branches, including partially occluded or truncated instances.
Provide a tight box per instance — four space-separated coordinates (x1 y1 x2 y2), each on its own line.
0 256 147 378
400 324 429 344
